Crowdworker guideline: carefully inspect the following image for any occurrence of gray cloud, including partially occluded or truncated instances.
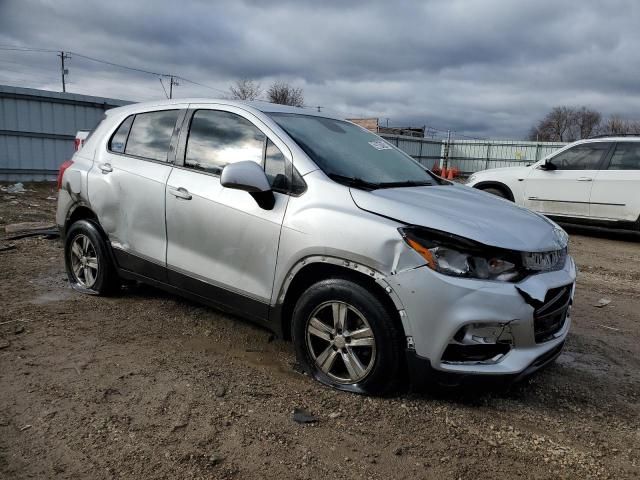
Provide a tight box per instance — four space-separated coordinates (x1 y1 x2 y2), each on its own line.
1 0 639 138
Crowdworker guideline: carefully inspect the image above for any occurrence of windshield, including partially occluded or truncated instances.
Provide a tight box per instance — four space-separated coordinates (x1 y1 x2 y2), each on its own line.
269 113 436 188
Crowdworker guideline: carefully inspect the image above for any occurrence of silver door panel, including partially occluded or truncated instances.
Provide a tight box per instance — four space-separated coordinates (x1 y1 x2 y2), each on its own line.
165 167 288 303
88 154 173 265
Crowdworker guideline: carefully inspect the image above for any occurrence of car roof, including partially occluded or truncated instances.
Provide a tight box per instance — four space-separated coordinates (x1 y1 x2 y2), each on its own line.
575 136 640 144
105 98 344 120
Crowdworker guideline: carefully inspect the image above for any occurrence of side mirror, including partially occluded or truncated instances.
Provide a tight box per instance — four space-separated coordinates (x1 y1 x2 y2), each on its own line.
539 161 557 171
221 161 275 209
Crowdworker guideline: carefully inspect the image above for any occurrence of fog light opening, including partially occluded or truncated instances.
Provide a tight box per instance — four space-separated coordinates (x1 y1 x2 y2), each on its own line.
442 322 514 365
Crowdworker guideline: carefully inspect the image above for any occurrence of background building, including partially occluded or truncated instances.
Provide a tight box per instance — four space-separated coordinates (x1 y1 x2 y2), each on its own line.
0 85 130 181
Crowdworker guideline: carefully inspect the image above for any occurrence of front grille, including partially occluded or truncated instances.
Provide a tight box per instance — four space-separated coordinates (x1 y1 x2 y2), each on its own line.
533 284 572 343
522 247 567 272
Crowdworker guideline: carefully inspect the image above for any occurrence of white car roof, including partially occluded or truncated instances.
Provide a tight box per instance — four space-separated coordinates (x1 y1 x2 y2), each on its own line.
571 136 640 144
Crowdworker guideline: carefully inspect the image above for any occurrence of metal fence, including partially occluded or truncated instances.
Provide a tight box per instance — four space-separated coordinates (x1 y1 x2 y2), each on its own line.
0 85 130 181
381 134 567 174
1 85 567 182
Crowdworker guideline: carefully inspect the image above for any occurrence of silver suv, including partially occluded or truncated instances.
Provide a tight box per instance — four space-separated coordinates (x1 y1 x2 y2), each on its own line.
57 99 576 394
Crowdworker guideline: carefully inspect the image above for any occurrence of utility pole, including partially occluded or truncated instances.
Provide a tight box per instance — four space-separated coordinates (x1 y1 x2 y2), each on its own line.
443 129 451 171
58 51 70 93
169 76 179 99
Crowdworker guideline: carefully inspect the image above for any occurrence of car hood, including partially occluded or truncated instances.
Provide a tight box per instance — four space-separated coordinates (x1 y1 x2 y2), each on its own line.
468 166 531 181
350 184 565 252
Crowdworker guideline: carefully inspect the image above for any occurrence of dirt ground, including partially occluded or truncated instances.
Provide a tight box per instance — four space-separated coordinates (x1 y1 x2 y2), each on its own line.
1 183 639 480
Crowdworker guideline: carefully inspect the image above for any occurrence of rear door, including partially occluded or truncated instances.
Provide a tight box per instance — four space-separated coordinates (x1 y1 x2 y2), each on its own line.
590 142 640 222
88 107 186 280
164 105 292 321
524 142 611 217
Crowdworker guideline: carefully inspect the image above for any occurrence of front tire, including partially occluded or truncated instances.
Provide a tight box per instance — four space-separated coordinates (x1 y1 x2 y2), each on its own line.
482 187 508 199
65 220 120 295
291 278 404 395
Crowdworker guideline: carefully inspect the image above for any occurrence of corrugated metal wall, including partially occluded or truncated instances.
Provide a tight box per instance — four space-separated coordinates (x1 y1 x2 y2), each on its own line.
0 85 130 181
381 134 567 174
380 135 443 167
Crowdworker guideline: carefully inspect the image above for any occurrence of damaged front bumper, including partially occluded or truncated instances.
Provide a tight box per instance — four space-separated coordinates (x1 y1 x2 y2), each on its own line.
384 255 576 386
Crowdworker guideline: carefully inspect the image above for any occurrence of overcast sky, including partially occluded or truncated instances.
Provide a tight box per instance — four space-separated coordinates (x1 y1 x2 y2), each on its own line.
1 0 639 139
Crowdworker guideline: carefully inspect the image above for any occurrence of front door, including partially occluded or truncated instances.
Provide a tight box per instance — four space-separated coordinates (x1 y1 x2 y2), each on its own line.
165 106 292 321
524 142 611 217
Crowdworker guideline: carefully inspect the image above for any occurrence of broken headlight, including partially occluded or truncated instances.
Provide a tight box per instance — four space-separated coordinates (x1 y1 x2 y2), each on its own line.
399 226 526 282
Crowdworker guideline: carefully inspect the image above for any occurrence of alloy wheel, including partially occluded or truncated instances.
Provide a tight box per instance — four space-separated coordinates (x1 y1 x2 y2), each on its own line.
69 234 99 288
305 301 377 384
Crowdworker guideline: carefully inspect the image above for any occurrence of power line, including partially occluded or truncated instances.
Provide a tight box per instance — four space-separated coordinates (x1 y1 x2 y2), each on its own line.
0 44 230 97
175 76 226 95
67 51 169 77
0 46 58 53
158 77 169 99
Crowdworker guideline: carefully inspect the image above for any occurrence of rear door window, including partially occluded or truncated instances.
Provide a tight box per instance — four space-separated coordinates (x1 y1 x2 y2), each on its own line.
608 143 640 170
125 110 179 162
185 110 265 175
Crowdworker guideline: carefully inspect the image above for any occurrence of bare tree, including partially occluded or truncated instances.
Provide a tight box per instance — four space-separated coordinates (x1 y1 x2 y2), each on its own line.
573 107 601 139
529 106 575 141
229 79 262 101
603 115 633 135
529 106 602 141
266 81 304 107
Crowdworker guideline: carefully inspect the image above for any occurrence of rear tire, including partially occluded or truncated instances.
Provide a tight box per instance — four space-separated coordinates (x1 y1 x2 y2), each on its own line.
65 220 120 295
291 278 404 395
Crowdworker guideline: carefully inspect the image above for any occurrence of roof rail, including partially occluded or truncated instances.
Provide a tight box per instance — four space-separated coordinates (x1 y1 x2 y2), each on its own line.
588 133 640 139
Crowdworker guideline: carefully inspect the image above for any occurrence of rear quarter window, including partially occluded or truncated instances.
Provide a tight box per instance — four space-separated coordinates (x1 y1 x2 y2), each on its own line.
108 115 134 153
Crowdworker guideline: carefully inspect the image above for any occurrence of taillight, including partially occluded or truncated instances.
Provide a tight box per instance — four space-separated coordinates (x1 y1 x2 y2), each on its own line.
57 160 74 191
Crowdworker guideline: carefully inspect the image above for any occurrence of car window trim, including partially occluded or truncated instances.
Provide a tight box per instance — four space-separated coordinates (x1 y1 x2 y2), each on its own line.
107 114 134 155
105 108 184 165
602 141 640 170
548 142 613 171
176 107 302 195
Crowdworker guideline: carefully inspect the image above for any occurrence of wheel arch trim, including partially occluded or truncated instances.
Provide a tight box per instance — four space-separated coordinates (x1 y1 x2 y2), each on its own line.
473 181 515 201
273 255 410 340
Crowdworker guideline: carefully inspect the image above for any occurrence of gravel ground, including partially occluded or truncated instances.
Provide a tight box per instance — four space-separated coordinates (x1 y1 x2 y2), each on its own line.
1 183 639 479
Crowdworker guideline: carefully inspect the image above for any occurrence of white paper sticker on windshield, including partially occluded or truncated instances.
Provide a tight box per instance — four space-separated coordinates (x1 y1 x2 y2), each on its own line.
368 140 393 150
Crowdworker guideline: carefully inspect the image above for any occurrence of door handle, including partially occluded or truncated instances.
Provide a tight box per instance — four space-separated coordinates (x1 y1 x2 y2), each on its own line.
99 163 113 174
168 186 192 200
577 177 593 182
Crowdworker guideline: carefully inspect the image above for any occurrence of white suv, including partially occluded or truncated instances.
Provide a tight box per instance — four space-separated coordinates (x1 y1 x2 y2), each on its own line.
467 138 640 231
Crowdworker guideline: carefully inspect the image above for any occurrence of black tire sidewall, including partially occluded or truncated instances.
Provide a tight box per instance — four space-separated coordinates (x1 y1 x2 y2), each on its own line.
483 187 507 199
64 220 118 295
291 278 403 395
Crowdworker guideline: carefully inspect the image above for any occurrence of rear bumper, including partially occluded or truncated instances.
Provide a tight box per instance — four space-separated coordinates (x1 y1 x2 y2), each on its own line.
406 340 565 390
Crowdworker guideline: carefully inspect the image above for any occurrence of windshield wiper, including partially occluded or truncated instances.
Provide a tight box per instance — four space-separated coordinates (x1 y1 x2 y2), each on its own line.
327 173 381 191
377 180 433 188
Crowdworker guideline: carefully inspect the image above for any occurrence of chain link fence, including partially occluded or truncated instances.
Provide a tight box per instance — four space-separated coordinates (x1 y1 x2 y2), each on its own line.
380 134 567 175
